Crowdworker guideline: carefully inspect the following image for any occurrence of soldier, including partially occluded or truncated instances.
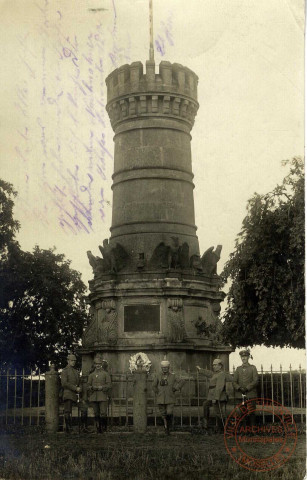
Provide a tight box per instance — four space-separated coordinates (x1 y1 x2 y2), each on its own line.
87 357 112 433
153 359 181 435
61 353 81 434
196 358 229 433
233 349 258 426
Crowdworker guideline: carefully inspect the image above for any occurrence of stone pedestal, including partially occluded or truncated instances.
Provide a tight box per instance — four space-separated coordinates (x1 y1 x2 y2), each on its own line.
45 365 59 434
82 272 232 374
133 368 148 433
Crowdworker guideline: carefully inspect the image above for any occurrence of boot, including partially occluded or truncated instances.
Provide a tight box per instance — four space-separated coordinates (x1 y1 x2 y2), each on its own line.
80 412 90 433
167 415 173 434
95 416 101 434
201 418 209 435
64 414 72 434
100 416 108 432
163 416 169 435
214 417 224 434
98 417 102 434
202 418 208 430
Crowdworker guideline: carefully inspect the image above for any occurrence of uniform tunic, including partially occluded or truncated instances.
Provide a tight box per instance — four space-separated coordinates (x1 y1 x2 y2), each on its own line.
61 366 80 402
87 370 112 402
153 373 180 405
233 364 258 399
198 368 228 402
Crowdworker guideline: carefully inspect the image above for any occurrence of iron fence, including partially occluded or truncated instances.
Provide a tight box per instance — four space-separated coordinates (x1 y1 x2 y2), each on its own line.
0 365 305 427
0 369 45 425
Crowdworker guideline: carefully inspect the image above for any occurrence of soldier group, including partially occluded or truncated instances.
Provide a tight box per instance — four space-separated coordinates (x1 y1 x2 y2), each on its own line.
61 349 258 434
61 353 111 434
196 349 259 433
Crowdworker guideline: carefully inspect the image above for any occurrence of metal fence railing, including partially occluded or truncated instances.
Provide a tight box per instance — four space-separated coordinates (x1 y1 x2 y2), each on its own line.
0 369 45 426
0 365 305 427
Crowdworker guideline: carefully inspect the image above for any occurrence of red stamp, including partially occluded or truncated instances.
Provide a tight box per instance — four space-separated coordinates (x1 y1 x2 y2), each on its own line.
224 398 297 472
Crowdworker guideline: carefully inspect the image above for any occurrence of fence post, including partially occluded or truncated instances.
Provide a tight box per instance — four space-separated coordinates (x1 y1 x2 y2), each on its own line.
133 365 147 433
21 368 25 425
45 364 59 434
6 369 9 426
299 364 303 423
280 365 284 422
260 365 264 425
270 364 274 423
289 364 294 422
196 368 200 427
179 366 183 427
125 372 129 427
14 369 17 425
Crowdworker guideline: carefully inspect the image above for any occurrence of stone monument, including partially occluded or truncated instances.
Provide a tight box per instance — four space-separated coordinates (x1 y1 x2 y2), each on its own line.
81 4 233 374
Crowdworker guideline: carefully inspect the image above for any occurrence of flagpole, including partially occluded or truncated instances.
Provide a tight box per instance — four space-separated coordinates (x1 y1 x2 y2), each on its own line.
149 0 154 61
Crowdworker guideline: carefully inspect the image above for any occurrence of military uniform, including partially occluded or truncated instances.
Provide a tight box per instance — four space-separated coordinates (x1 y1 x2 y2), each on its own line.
199 369 228 402
198 360 229 431
153 371 180 414
153 360 182 434
233 364 258 400
87 366 112 433
60 355 80 433
233 349 259 426
61 365 80 402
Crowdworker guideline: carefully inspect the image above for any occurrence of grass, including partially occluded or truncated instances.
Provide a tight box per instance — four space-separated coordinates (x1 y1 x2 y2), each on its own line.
0 427 305 480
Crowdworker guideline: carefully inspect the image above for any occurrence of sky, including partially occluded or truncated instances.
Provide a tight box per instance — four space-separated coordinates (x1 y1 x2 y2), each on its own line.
0 0 305 370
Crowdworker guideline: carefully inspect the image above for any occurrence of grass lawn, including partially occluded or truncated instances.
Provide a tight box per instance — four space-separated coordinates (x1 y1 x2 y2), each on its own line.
0 427 305 480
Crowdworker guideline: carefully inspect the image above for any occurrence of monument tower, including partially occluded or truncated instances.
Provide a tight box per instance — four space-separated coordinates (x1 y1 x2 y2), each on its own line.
81 2 232 372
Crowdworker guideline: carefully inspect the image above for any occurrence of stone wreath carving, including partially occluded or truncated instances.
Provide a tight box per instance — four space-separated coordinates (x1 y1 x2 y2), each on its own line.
129 352 152 373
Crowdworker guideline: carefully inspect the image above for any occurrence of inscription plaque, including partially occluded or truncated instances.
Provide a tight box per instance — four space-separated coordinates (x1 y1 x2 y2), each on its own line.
124 305 160 332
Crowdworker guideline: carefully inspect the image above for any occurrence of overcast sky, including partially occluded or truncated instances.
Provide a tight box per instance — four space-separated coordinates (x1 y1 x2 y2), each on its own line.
0 0 304 369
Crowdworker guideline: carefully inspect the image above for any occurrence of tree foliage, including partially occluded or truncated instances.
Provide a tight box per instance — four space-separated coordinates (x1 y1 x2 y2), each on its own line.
0 179 20 256
221 158 304 349
0 180 89 370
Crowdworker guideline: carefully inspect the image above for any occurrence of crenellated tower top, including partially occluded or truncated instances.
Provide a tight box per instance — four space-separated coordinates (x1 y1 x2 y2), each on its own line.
106 61 199 131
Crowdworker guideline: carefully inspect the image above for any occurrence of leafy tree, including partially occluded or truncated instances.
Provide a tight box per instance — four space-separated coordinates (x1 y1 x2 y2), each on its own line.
0 180 89 370
221 157 304 349
0 246 89 370
0 179 20 256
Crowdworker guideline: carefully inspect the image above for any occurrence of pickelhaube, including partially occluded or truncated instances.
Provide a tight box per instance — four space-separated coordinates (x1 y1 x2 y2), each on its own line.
67 354 76 360
161 359 170 367
94 353 103 364
94 357 103 364
212 358 223 366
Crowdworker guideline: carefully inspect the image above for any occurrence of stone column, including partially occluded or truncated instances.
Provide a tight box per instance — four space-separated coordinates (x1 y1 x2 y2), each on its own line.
45 364 59 434
133 366 148 433
106 61 200 259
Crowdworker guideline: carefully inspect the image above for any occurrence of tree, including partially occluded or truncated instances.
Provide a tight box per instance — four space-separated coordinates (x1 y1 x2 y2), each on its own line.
0 179 20 256
0 180 89 370
221 157 304 349
0 246 89 370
